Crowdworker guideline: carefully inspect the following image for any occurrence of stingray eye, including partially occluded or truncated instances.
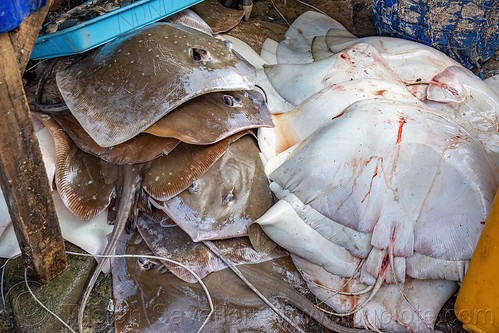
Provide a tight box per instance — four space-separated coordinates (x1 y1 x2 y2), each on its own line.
188 181 199 194
222 191 235 205
137 257 157 271
223 95 241 107
191 48 211 62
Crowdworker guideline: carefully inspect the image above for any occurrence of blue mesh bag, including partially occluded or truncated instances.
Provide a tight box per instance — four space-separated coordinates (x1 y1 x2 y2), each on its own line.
372 0 499 69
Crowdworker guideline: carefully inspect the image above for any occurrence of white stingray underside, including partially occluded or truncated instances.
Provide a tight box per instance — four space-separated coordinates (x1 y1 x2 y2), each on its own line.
268 99 498 261
276 11 350 64
265 43 404 106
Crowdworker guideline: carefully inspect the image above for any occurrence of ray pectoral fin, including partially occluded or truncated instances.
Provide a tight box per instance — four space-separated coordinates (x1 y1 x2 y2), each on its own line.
52 111 180 164
142 130 250 201
256 200 361 277
44 115 116 220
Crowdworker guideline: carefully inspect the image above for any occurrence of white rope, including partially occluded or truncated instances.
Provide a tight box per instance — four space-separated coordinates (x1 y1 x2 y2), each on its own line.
24 268 77 333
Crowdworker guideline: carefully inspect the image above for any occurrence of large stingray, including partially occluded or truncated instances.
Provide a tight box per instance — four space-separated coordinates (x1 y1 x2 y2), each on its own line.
144 90 273 144
264 43 404 106
157 135 273 242
326 35 461 85
258 79 421 160
111 230 309 333
56 22 256 147
142 131 251 201
51 111 180 164
41 116 116 220
136 213 287 283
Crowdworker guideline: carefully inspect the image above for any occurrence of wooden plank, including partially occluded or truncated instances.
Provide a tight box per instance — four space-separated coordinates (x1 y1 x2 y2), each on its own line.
8 0 54 74
0 32 67 284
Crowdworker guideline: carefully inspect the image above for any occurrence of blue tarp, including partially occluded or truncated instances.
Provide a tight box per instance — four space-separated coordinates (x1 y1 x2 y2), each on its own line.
0 0 48 33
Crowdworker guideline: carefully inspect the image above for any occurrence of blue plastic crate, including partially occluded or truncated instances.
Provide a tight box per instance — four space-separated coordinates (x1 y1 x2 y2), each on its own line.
372 0 499 69
31 0 204 59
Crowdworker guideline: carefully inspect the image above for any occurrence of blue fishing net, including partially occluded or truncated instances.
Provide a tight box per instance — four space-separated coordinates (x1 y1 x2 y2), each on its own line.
372 0 499 69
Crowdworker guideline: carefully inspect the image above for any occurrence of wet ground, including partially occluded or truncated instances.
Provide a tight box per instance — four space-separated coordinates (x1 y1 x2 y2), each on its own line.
2 0 497 332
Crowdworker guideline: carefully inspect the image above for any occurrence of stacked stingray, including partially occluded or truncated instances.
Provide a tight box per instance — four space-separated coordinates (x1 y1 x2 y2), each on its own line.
247 11 499 333
22 12 329 333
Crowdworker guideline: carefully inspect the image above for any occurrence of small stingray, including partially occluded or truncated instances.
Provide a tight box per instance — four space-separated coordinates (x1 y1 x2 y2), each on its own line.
56 22 255 147
142 130 250 201
51 111 180 164
144 90 272 144
162 9 213 36
136 213 287 283
191 0 244 34
41 116 116 220
158 135 273 242
276 11 350 64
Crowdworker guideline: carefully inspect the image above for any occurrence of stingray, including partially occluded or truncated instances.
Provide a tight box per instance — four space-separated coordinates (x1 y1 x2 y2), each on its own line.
264 43 405 106
276 11 352 64
51 111 180 164
258 78 421 159
191 0 244 34
144 90 273 144
41 116 116 220
112 229 365 333
136 213 287 282
111 230 307 332
56 22 255 147
142 130 251 201
326 35 461 85
162 9 213 36
157 135 274 242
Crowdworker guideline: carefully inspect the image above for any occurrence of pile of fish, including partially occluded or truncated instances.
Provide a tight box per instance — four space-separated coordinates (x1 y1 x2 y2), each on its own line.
1 7 498 333
1 10 319 333
249 11 499 333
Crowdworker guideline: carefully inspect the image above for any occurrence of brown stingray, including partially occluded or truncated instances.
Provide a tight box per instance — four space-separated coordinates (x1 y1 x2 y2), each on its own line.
144 90 273 144
56 22 255 148
142 130 251 201
136 213 287 283
191 0 245 34
158 135 273 242
112 230 309 333
39 116 116 220
51 111 180 164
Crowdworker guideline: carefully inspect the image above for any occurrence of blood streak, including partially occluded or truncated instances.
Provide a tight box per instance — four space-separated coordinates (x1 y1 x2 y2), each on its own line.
362 163 379 203
396 116 406 144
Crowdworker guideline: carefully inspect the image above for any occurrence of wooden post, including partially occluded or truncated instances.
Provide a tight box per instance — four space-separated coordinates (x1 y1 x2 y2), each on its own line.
0 0 67 284
8 0 54 73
